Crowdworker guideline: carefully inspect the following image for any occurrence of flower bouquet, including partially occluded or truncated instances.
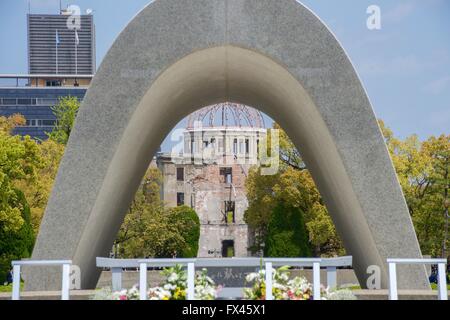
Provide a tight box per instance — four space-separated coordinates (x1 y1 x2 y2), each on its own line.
243 265 356 300
92 264 220 300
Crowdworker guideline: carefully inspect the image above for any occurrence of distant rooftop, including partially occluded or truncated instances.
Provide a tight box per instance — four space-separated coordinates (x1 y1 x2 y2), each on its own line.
0 74 93 88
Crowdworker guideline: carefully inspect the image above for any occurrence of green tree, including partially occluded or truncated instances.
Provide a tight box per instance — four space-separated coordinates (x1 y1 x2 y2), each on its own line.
115 168 200 258
115 168 165 258
15 139 65 232
379 120 449 257
47 96 80 145
245 123 344 257
265 201 311 257
0 189 35 283
0 115 42 233
167 206 200 258
0 115 40 282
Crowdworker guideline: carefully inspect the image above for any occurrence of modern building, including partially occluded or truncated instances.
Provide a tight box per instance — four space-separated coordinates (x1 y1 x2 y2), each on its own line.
28 10 95 75
156 103 267 257
0 9 95 139
0 75 90 140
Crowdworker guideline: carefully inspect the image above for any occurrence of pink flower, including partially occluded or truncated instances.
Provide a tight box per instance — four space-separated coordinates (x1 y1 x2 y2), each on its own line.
120 295 127 300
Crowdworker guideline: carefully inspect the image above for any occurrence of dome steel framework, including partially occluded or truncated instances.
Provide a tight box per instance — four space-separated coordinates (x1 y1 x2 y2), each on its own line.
187 102 265 129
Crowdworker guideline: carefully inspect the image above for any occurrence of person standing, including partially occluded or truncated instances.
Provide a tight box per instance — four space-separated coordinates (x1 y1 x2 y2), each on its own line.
5 268 13 285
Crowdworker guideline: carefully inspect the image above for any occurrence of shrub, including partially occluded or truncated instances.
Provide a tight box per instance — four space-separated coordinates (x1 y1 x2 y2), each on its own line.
167 206 200 258
264 202 311 257
0 189 35 283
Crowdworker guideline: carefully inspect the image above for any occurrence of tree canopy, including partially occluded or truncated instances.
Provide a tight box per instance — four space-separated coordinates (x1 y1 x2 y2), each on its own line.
115 168 201 258
0 115 39 282
46 96 80 145
379 120 449 257
245 124 344 257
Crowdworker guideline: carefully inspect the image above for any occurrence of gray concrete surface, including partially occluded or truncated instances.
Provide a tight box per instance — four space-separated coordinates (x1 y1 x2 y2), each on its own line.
27 0 428 291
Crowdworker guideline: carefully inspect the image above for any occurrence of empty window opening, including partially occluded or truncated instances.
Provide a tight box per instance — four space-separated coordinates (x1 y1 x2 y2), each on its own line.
222 240 235 258
177 192 185 206
220 167 232 184
224 200 236 224
176 167 184 181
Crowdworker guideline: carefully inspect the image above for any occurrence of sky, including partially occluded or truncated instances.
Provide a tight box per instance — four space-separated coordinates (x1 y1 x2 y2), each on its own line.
0 0 449 151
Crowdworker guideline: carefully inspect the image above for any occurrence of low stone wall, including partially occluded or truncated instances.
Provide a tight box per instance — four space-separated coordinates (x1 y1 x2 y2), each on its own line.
96 270 165 289
96 269 360 290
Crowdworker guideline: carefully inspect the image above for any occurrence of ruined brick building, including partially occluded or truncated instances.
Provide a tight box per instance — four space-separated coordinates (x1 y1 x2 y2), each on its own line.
156 103 267 257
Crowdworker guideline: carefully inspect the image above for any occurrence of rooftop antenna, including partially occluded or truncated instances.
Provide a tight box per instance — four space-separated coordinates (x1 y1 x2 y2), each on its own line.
59 0 62 14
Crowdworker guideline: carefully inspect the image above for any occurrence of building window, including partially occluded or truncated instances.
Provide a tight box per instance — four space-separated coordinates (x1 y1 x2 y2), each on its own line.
233 138 238 154
176 167 184 182
239 139 245 154
256 139 260 157
177 192 185 206
25 119 56 127
245 139 250 154
17 98 33 105
45 80 61 87
220 167 232 184
41 119 56 126
222 240 235 258
2 98 17 105
36 98 58 106
224 201 235 224
218 137 224 153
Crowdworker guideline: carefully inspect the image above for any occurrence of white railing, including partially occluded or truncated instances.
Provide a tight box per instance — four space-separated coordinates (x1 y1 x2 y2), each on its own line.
137 259 196 300
387 258 448 300
97 256 353 300
11 260 72 300
264 258 322 300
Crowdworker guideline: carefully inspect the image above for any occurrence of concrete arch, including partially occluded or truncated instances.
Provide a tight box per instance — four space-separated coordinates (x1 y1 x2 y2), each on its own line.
28 0 428 290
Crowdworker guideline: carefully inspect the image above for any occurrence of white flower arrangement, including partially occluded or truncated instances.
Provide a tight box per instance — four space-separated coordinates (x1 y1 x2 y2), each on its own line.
91 264 356 300
92 264 220 300
243 265 357 300
324 288 357 300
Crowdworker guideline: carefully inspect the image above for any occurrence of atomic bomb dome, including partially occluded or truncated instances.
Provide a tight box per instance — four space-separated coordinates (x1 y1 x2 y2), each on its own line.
156 103 268 258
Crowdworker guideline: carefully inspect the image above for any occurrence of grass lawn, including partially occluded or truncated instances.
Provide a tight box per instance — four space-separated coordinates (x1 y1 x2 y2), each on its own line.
431 283 450 290
0 283 23 293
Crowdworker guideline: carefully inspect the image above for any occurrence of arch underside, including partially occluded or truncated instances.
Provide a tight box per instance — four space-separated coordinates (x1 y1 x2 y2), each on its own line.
26 0 428 290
